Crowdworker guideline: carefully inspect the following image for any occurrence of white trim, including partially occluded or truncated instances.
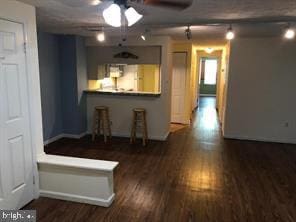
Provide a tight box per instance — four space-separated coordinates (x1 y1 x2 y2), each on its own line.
62 132 88 139
44 134 64 146
109 131 170 141
88 130 170 141
39 190 115 207
223 134 296 145
37 154 118 172
44 132 88 145
199 94 216 97
45 131 170 145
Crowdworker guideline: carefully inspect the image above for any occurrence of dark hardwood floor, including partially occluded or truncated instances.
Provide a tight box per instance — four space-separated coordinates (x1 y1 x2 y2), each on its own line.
24 97 296 222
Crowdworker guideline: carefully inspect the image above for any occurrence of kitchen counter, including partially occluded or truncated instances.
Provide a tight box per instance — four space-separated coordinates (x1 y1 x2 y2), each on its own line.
84 89 161 97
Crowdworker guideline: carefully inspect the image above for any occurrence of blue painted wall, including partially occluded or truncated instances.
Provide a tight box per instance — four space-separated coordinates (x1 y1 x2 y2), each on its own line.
38 31 64 141
59 35 87 135
38 32 87 142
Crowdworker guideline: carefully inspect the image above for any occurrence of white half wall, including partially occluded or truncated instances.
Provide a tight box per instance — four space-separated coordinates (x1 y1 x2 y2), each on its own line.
224 38 296 144
38 154 118 207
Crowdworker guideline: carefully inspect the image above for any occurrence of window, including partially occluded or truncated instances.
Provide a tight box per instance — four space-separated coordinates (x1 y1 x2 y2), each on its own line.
204 59 217 85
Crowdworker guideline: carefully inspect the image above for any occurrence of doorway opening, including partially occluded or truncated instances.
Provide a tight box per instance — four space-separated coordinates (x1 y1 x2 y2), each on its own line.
199 58 218 97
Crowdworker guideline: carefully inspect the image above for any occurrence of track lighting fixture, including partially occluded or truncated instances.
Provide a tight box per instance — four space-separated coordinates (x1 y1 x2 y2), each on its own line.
226 25 235 40
185 26 192 40
140 29 149 41
284 25 295 39
91 0 102 5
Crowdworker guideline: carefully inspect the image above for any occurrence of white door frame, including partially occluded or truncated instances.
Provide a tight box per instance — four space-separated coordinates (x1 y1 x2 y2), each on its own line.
0 16 40 200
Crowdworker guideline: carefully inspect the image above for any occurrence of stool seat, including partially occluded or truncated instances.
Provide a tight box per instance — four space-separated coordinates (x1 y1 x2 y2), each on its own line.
130 108 148 146
95 106 108 110
92 106 112 143
133 108 145 112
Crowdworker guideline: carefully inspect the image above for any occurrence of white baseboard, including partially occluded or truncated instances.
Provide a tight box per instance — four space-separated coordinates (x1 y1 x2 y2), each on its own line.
223 134 296 145
44 132 88 145
199 94 216 97
39 190 115 207
45 131 169 145
88 131 170 141
62 132 88 139
44 134 64 146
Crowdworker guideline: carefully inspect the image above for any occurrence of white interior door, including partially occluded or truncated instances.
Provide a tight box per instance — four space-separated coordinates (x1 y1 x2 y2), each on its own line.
0 19 35 209
171 52 187 124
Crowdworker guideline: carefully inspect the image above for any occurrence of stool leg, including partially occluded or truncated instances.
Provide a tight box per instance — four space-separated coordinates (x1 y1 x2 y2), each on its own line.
140 113 146 146
92 110 98 141
130 112 136 144
102 111 107 143
106 108 112 139
142 112 148 146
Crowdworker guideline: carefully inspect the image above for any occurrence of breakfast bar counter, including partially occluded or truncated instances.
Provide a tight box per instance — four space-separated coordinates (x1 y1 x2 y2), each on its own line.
84 89 161 97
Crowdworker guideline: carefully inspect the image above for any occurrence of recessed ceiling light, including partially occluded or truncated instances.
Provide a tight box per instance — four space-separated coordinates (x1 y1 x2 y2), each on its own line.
205 48 214 54
96 31 105 42
91 0 101 6
284 28 295 39
226 25 235 40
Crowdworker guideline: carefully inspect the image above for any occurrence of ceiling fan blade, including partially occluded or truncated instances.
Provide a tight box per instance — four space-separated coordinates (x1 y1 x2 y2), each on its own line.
143 0 192 10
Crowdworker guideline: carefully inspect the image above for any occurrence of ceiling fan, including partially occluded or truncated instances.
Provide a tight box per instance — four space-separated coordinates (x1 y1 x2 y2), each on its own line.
99 0 193 27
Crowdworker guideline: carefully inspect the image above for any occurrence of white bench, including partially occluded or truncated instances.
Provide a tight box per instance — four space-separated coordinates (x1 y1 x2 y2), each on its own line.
37 154 119 207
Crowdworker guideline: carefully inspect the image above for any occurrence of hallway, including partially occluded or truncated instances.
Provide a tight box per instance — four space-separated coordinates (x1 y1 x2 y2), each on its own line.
25 97 296 222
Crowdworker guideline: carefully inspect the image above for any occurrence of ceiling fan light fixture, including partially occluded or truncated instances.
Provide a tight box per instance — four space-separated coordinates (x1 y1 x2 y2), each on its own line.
103 3 121 27
125 7 143 27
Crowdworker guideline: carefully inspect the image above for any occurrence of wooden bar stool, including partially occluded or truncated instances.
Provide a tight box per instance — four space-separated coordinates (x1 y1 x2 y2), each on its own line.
130 108 148 146
92 106 112 143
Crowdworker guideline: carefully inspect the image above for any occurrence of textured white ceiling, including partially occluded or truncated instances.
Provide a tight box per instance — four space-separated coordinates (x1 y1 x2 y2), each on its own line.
17 0 296 39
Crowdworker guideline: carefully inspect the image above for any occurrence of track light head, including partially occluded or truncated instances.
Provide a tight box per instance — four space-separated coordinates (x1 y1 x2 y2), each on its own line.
284 25 295 39
185 26 192 40
96 31 105 42
226 25 235 40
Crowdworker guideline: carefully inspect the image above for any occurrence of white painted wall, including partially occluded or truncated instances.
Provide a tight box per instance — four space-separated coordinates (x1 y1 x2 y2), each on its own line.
86 36 172 140
224 38 296 144
0 0 43 198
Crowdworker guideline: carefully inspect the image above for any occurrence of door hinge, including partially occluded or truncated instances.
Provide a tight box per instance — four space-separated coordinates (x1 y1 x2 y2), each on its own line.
33 175 35 185
23 42 27 53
